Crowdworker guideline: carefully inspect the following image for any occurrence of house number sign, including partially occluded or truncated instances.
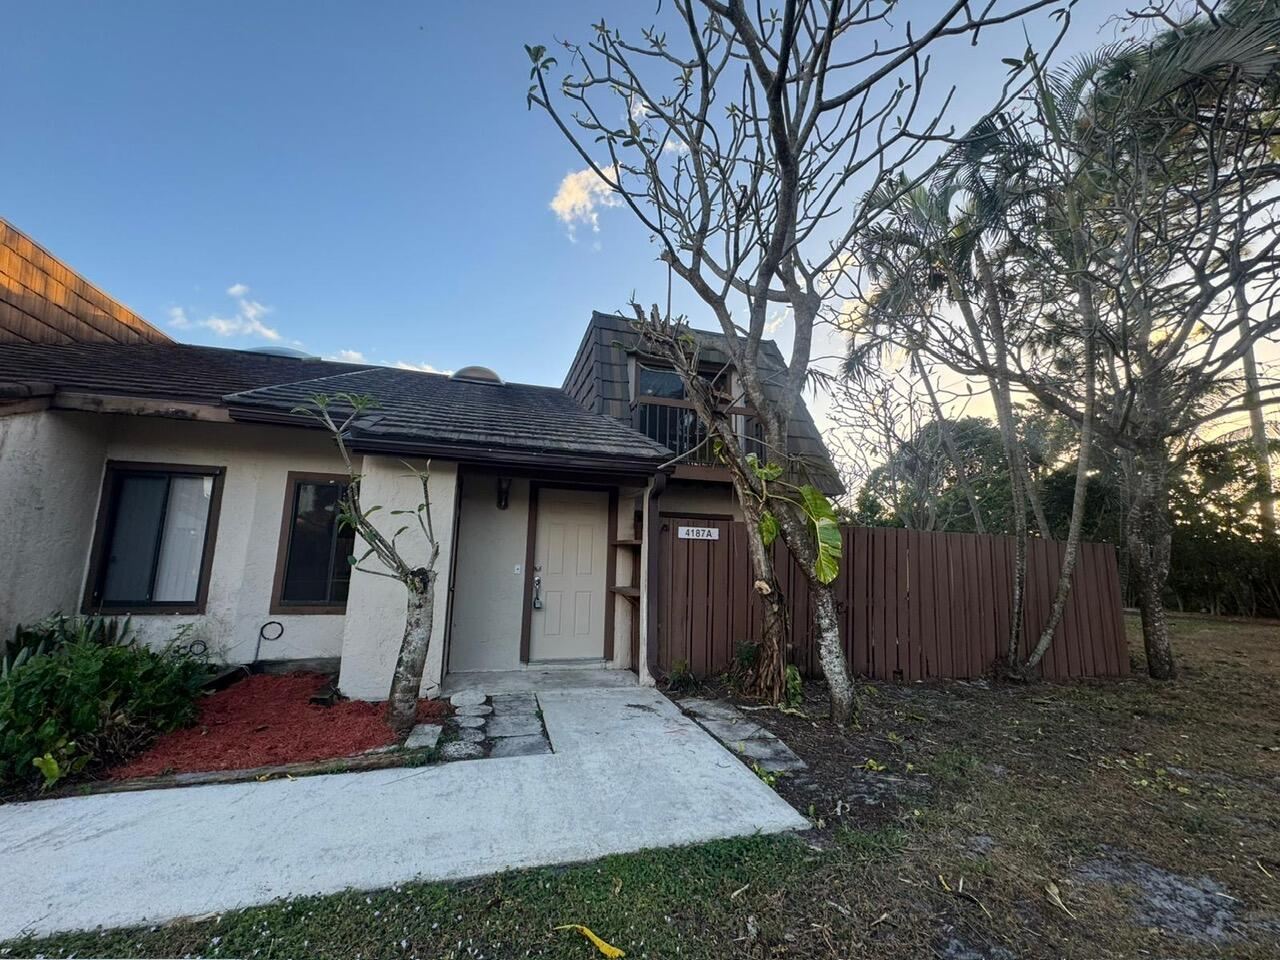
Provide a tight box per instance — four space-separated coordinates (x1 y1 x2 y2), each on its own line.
677 525 720 540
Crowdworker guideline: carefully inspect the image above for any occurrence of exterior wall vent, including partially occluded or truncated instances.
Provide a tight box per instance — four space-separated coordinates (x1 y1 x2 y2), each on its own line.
450 365 504 385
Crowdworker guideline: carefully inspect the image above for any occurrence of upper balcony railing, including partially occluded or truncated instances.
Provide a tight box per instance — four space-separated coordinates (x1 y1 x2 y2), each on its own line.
633 397 765 468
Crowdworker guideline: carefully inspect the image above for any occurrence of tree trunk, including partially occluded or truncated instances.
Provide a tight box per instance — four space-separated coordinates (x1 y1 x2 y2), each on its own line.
1235 278 1276 540
812 581 857 725
1127 446 1177 680
386 567 437 735
774 503 857 725
1023 335 1096 672
914 351 986 533
736 479 789 702
1242 341 1276 540
1023 461 1053 540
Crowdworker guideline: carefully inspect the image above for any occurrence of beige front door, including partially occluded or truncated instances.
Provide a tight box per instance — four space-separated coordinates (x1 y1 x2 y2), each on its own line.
530 488 608 662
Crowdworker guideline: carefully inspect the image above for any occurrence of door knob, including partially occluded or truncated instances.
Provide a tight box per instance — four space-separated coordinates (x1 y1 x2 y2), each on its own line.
532 574 543 610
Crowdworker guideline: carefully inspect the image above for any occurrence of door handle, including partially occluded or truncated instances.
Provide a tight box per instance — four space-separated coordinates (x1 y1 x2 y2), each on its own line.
532 574 543 610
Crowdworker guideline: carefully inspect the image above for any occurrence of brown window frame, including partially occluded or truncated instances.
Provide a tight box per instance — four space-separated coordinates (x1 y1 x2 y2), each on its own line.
270 471 354 616
82 461 226 616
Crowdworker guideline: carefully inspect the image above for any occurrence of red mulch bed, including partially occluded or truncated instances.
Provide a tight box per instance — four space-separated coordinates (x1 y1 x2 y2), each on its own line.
109 673 450 779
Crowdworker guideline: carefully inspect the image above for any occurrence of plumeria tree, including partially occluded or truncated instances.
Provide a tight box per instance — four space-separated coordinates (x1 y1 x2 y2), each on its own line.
298 394 440 734
527 0 1066 722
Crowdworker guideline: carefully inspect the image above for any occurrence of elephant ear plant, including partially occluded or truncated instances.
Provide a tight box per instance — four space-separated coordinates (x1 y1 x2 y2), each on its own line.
294 393 440 737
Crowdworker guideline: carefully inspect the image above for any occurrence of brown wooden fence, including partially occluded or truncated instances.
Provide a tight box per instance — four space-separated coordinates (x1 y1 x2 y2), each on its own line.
656 516 1129 682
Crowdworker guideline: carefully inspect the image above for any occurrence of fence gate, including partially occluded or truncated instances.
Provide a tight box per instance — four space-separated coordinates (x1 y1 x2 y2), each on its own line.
656 516 1129 682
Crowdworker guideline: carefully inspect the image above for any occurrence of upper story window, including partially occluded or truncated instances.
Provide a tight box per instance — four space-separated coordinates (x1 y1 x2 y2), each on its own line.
86 462 224 613
635 364 729 403
271 473 356 614
636 366 686 400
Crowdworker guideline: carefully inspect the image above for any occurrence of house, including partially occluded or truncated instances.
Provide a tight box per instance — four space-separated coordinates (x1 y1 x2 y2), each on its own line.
0 257 836 697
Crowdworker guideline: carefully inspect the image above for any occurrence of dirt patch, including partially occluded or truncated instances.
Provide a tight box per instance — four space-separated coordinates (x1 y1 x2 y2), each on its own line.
1077 851 1242 941
109 673 450 778
664 613 1280 957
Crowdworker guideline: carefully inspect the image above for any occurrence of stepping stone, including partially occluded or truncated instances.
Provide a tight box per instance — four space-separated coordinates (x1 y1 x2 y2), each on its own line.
404 724 442 750
488 735 552 758
456 727 485 743
440 741 484 761
699 717 768 742
733 736 807 773
455 704 492 717
486 715 544 739
449 690 486 707
453 716 486 729
490 693 537 715
680 698 743 721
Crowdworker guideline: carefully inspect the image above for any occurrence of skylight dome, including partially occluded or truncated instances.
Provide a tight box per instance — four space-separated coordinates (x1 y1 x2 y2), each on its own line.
450 365 504 385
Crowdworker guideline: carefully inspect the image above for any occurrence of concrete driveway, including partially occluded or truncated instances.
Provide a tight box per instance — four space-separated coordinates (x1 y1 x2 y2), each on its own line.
0 685 807 939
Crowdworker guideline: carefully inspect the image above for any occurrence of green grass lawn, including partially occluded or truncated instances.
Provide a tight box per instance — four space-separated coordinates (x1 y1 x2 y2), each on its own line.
5 613 1278 960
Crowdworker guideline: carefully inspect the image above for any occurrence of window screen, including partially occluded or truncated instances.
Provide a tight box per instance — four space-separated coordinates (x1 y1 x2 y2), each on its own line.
94 468 218 607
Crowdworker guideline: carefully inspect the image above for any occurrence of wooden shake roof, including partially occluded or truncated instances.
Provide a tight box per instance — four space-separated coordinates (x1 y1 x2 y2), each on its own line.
0 220 170 345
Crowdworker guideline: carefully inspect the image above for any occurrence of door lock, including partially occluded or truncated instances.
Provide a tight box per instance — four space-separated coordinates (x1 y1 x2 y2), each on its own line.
532 574 543 610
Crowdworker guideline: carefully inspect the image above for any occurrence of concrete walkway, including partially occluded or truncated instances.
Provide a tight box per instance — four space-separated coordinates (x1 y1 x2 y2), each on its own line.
0 686 807 939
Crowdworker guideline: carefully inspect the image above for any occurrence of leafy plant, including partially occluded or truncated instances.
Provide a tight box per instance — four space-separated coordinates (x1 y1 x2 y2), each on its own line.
750 761 782 788
665 658 697 693
2 614 133 678
744 454 843 585
0 624 209 790
784 665 803 710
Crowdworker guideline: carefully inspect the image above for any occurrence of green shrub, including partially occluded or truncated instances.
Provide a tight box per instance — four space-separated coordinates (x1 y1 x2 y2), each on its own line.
0 627 209 790
2 613 133 678
665 658 697 693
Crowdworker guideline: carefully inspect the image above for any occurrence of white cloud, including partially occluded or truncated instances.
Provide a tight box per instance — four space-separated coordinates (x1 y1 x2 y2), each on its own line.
550 165 621 240
168 283 282 342
393 360 451 375
201 314 281 341
764 309 788 335
331 349 367 363
238 298 270 323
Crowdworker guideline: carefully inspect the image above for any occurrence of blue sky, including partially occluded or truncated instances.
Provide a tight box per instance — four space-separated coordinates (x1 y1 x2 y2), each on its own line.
6 1 1117 386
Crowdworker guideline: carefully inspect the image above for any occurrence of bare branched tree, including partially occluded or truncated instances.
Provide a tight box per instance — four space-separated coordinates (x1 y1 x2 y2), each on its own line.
298 394 441 735
527 0 1067 722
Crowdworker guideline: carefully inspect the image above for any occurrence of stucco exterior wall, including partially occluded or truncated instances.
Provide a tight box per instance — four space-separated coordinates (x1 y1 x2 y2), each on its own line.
0 410 106 639
337 456 460 700
446 474 530 673
100 417 356 663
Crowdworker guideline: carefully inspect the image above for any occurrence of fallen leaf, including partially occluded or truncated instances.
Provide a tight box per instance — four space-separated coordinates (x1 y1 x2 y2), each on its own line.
555 924 625 958
1045 881 1077 920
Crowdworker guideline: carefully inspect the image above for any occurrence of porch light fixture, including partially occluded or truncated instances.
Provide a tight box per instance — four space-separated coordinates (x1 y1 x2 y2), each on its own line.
497 477 512 510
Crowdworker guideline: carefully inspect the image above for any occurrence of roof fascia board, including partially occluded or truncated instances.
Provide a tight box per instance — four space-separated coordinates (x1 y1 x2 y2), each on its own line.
53 392 233 422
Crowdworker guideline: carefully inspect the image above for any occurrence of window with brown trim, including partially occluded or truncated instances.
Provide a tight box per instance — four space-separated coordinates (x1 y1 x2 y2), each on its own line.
84 462 225 614
271 473 355 614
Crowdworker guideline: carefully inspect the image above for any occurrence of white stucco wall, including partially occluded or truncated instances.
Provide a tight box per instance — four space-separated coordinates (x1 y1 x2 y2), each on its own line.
446 474 530 673
337 455 460 700
100 417 357 663
0 410 106 639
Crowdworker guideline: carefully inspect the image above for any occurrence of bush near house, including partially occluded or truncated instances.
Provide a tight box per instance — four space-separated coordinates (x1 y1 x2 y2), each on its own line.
0 616 209 791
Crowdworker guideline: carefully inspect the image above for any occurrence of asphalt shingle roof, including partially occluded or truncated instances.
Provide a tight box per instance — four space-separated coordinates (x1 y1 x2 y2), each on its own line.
224 366 671 464
0 342 369 405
